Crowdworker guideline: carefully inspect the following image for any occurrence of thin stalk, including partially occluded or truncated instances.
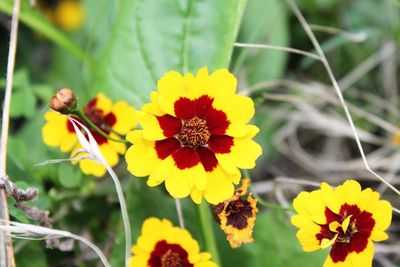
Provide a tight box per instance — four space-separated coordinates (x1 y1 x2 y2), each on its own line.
73 110 128 144
175 199 185 228
197 202 220 265
104 164 131 267
241 170 293 211
69 118 131 266
251 190 294 212
234 42 321 61
0 0 21 266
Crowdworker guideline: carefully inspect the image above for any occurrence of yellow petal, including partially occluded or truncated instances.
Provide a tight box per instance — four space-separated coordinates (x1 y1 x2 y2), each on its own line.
125 138 161 177
42 111 73 149
157 71 186 116
165 163 205 198
139 112 166 140
142 91 165 116
217 137 262 170
320 234 338 249
203 166 235 204
213 94 254 126
111 101 137 134
100 143 119 167
54 0 84 30
79 158 106 177
94 93 113 114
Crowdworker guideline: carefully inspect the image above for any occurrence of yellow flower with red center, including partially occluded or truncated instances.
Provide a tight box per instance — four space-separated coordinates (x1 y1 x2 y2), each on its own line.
37 0 84 31
212 178 258 248
42 93 136 177
291 180 392 267
125 67 262 204
129 218 217 267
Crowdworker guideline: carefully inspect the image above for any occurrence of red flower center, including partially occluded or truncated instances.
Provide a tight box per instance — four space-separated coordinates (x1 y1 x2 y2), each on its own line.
178 117 211 147
316 204 375 263
66 97 117 145
153 95 234 172
148 240 193 267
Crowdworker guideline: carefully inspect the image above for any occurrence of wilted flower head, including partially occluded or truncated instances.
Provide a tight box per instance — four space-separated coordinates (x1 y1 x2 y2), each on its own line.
291 180 392 267
125 67 262 204
212 178 258 248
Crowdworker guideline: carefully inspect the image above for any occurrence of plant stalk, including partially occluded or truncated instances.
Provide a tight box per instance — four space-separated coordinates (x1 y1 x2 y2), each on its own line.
0 0 21 266
73 110 128 144
197 201 220 265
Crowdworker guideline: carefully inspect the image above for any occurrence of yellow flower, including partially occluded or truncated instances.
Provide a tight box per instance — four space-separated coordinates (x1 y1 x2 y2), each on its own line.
129 218 218 267
125 67 262 204
212 178 258 248
291 180 392 267
42 93 137 177
37 0 84 31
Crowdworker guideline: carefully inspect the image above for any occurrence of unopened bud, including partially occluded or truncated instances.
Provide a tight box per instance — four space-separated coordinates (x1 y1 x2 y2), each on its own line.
50 88 77 114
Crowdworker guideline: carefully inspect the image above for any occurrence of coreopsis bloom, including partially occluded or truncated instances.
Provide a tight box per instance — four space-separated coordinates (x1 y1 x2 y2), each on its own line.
42 93 136 176
37 0 84 31
125 67 262 204
291 180 392 267
212 178 258 248
129 218 217 267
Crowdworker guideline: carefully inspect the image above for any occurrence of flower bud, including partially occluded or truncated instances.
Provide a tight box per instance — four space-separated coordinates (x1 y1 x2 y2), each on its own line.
50 88 77 114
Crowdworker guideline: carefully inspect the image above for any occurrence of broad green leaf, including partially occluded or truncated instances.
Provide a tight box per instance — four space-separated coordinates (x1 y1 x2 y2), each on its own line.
92 0 247 107
233 0 289 83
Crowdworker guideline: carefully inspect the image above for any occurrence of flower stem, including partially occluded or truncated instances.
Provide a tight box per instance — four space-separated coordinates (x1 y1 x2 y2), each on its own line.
197 202 221 265
73 110 128 144
251 190 294 212
242 169 294 212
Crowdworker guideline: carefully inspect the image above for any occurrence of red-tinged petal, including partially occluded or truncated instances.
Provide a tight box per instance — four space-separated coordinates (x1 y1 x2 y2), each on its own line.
155 137 181 160
330 243 349 263
208 135 233 154
194 95 214 118
174 97 197 120
156 114 182 137
206 108 230 135
104 112 117 127
196 147 218 172
172 147 201 170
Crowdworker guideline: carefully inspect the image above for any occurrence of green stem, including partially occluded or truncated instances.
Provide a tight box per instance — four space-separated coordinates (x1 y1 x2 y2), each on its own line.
252 190 294 212
242 169 294 212
73 110 128 144
197 202 221 265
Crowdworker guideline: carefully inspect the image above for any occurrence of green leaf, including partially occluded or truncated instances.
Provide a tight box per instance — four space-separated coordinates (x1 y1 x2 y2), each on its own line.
9 88 36 118
92 0 247 107
7 137 28 170
233 0 289 82
58 163 82 188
